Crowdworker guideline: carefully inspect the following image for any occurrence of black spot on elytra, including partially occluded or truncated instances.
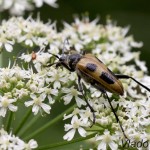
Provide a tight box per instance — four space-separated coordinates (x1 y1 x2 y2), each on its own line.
86 63 97 72
100 72 115 84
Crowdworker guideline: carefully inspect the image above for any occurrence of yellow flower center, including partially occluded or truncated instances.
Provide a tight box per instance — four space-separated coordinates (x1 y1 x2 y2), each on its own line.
2 98 9 107
34 98 41 105
71 89 78 96
103 134 111 143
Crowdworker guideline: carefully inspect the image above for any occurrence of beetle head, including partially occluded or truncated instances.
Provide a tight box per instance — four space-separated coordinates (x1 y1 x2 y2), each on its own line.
57 53 81 71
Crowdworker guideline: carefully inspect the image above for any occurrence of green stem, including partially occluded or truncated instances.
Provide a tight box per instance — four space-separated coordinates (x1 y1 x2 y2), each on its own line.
17 113 40 137
24 104 76 141
14 108 32 135
37 132 97 150
5 111 13 132
0 116 3 127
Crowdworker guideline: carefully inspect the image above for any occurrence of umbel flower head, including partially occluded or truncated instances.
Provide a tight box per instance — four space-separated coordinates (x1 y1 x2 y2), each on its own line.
0 128 38 149
0 16 150 150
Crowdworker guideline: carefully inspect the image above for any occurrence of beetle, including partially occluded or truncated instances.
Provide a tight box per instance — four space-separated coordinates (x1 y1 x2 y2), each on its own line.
48 43 150 139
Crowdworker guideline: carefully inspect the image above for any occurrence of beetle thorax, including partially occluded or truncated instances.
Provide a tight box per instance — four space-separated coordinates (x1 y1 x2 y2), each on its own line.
68 54 81 70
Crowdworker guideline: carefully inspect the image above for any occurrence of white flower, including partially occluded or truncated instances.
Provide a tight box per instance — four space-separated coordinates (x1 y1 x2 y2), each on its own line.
46 68 68 89
95 130 118 150
25 93 51 115
0 128 38 149
25 139 38 149
32 51 52 66
0 95 17 117
14 88 29 99
63 108 80 120
33 0 58 8
63 115 87 141
0 33 14 52
19 53 33 62
62 86 86 107
0 0 58 15
39 86 58 104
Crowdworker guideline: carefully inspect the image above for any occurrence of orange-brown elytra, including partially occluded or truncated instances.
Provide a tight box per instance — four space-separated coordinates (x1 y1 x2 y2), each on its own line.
48 43 150 139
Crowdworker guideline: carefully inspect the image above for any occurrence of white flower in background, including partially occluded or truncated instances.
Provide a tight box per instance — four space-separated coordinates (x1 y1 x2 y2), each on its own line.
0 95 17 117
0 0 58 15
25 93 51 115
33 0 58 8
0 32 14 52
0 16 58 52
63 115 87 141
19 52 33 63
0 128 38 149
95 130 118 150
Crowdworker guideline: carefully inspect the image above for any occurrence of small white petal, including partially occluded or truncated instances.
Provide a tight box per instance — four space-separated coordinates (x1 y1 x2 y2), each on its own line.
98 142 107 150
54 81 60 89
0 108 7 117
71 115 78 124
8 104 18 112
63 94 73 105
32 105 39 115
109 141 118 150
64 124 73 131
78 127 86 137
28 139 38 149
63 129 76 141
25 101 34 107
25 39 33 47
75 97 86 107
5 43 13 52
41 103 51 114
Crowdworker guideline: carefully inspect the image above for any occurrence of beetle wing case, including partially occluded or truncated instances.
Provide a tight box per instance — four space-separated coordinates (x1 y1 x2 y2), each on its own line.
76 54 124 95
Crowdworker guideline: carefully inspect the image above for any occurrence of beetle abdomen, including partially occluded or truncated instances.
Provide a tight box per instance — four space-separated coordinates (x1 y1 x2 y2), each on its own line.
76 54 124 95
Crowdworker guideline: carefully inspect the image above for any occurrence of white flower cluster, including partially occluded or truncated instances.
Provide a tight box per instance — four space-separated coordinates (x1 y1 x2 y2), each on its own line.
0 16 150 149
0 128 37 150
0 16 58 52
0 0 58 15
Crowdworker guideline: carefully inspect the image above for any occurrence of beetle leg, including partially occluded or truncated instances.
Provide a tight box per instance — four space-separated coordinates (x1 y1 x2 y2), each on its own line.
115 74 150 92
77 76 96 126
77 76 83 92
91 82 106 93
81 90 96 127
104 92 128 139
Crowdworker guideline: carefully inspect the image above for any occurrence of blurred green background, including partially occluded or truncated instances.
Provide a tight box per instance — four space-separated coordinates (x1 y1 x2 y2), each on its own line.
1 0 150 149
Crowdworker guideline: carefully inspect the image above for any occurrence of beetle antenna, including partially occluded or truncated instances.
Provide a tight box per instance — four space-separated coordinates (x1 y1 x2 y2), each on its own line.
49 52 59 59
47 62 57 67
62 38 70 56
104 92 129 139
115 74 150 92
46 53 59 67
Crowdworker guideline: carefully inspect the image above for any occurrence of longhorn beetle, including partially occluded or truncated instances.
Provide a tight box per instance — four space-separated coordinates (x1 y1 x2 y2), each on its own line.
48 41 150 139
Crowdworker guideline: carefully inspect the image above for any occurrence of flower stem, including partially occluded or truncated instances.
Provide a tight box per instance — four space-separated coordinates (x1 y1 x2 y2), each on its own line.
14 108 32 135
0 117 3 127
23 104 76 141
5 111 13 132
37 132 97 150
17 113 41 137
